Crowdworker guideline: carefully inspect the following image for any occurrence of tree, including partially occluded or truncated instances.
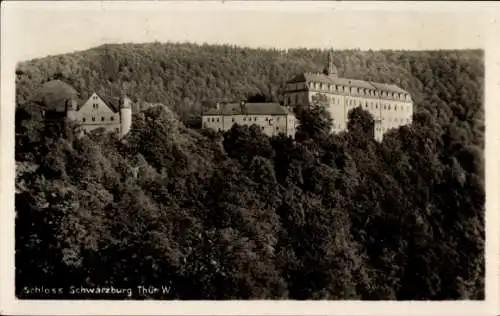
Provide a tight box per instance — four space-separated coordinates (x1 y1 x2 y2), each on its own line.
294 104 333 142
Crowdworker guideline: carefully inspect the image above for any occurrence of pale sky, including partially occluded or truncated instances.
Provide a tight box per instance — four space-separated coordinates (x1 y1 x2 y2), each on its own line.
2 1 499 62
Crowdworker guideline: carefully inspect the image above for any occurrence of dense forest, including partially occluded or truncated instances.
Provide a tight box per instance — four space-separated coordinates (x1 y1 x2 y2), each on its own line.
15 42 484 300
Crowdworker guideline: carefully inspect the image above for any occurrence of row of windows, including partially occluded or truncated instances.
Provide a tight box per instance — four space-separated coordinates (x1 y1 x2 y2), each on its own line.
82 116 115 123
346 99 411 112
286 93 412 111
207 116 283 123
207 125 281 132
383 117 411 123
309 82 410 100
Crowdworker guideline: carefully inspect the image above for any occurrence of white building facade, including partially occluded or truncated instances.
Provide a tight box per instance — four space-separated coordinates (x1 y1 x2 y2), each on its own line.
66 92 133 137
282 52 413 141
202 102 298 138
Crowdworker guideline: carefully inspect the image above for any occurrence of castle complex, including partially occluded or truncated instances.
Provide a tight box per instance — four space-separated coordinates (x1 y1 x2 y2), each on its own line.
33 80 133 137
201 51 413 141
282 51 413 141
66 92 132 137
40 50 413 141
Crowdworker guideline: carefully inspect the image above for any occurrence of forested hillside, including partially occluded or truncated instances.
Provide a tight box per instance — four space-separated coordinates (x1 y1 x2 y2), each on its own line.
15 43 484 300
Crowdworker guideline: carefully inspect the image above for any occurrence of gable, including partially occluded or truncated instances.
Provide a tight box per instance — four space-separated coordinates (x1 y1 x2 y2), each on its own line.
79 93 118 114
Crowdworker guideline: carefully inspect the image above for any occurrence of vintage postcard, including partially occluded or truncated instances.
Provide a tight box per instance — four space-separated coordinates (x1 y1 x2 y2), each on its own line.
1 1 499 315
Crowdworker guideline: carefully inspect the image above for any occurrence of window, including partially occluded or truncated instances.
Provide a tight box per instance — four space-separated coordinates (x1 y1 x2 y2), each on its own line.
276 126 279 130
254 117 257 122
232 118 235 122
101 117 105 121
110 117 114 121
388 105 391 110
82 118 86 123
216 118 220 122
243 117 246 122
116 128 119 132
92 117 95 122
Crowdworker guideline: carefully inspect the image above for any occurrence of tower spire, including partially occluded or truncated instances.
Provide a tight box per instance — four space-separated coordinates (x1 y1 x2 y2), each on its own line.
326 50 338 78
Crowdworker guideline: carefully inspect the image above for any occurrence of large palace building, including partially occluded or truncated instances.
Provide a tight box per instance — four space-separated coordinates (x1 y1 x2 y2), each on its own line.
282 52 413 141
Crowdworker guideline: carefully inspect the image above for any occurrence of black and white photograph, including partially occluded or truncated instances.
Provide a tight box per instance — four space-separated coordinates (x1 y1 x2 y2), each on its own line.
1 1 499 315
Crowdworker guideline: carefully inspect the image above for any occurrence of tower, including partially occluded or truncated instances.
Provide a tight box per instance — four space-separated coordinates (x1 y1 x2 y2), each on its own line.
323 50 338 78
119 94 132 136
66 98 78 120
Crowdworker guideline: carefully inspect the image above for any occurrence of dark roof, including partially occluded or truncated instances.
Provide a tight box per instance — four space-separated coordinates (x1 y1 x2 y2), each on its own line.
368 82 408 94
203 102 293 116
95 93 120 113
31 80 82 112
286 72 409 94
31 81 127 113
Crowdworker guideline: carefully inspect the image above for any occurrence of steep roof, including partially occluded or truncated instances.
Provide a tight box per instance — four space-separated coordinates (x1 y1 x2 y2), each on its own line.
368 81 408 94
31 80 82 112
286 72 409 94
94 93 120 113
203 102 293 116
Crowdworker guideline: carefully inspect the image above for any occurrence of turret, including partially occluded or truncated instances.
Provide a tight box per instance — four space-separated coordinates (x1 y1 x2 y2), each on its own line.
119 95 132 136
66 98 78 120
323 50 338 78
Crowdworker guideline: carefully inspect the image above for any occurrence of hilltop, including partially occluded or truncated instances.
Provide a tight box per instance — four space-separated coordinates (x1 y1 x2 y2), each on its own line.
16 43 483 133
